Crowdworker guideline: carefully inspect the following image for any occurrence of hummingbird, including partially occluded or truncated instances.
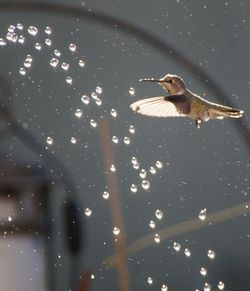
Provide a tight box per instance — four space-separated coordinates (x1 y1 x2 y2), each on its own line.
130 74 244 128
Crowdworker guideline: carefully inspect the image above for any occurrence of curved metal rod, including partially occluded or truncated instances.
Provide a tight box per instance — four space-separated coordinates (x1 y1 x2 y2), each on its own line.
0 2 249 147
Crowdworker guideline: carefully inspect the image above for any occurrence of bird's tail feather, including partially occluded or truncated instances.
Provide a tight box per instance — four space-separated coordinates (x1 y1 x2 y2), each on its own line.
209 103 244 119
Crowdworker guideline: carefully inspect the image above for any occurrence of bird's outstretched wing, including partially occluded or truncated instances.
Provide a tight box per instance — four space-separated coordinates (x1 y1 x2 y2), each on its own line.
130 95 190 117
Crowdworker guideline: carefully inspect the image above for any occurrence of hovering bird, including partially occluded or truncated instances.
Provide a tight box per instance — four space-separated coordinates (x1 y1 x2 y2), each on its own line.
130 74 244 128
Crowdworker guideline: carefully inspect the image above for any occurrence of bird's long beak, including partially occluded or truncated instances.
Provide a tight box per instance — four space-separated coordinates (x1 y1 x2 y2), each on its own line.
139 78 161 82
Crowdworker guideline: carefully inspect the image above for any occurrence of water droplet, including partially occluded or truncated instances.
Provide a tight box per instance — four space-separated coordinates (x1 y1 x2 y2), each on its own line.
6 32 17 42
141 180 150 190
70 137 77 144
74 109 83 118
199 208 207 220
24 55 33 68
113 226 120 236
45 38 52 46
54 49 61 57
19 67 26 76
130 184 138 193
18 35 25 44
81 95 90 105
17 23 24 30
91 274 95 279
66 76 73 85
95 98 102 106
46 136 53 145
110 164 116 172
161 284 168 291
69 43 76 52
129 87 135 95
123 136 131 145
79 59 85 67
149 166 157 174
155 209 163 220
95 86 102 94
131 156 138 165
8 25 15 33
173 242 181 252
0 38 6 46
184 248 191 257
207 249 215 260
155 160 163 169
200 267 207 276
217 281 225 290
133 163 140 170
90 119 97 128
35 42 42 50
91 92 98 100
28 26 38 36
154 233 161 243
149 220 156 229
102 191 109 200
84 208 92 217
129 125 135 134
139 169 147 179
204 282 211 291
45 26 52 35
61 62 69 71
50 58 59 68
8 216 12 222
110 108 118 118
112 136 119 144
147 276 153 285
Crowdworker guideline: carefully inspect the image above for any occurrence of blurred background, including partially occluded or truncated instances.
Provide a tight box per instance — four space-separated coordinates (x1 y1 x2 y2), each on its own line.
0 1 249 290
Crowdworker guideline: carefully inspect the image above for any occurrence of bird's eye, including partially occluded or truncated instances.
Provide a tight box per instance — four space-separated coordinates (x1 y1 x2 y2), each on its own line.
167 79 173 84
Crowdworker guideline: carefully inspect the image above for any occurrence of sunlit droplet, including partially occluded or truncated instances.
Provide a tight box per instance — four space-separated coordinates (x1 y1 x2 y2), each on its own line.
139 169 147 179
19 67 26 76
110 108 118 118
46 137 53 145
8 25 15 33
184 248 191 257
61 62 69 71
199 208 207 221
69 43 77 52
28 26 38 36
6 32 17 42
113 227 120 236
79 59 85 67
91 92 98 100
35 43 42 50
204 282 211 291
84 208 92 217
155 160 163 169
17 23 24 30
95 98 102 106
8 216 12 222
81 95 90 105
74 109 83 118
90 119 97 128
173 242 181 252
149 220 156 229
110 164 116 172
24 57 32 68
54 49 61 57
112 136 119 144
95 86 102 94
131 157 138 165
45 26 52 35
66 76 73 85
18 35 25 44
45 38 52 46
0 38 6 46
130 184 138 193
155 209 163 220
149 166 157 175
123 136 131 145
129 87 135 95
217 281 225 290
70 137 77 144
154 233 161 243
141 180 150 190
207 249 215 260
200 267 207 276
102 191 110 200
129 125 135 134
161 284 168 291
147 277 153 285
50 58 59 68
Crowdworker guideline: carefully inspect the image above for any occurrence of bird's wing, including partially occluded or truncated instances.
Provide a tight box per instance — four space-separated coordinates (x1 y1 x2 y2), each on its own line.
130 95 190 117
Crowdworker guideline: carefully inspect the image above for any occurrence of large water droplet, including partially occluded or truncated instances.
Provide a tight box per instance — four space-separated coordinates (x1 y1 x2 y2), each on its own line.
45 26 52 35
54 49 61 57
66 76 73 85
8 25 15 33
130 184 138 193
112 136 119 144
110 164 116 172
35 42 42 50
129 125 135 134
154 233 161 243
173 242 181 252
149 220 156 229
113 227 120 236
46 136 53 145
129 87 135 95
95 98 102 106
123 136 131 145
28 26 38 36
217 281 225 290
84 208 92 217
91 92 98 100
102 191 110 200
147 277 153 285
6 32 17 42
18 35 25 44
110 108 118 118
149 166 157 175
155 209 163 220
81 95 90 105
155 160 163 169
90 119 97 128
79 59 85 67
17 23 24 30
45 38 52 46
69 43 77 52
161 285 168 291
95 86 102 94
200 267 207 276
139 169 147 179
204 282 211 291
61 62 69 71
207 249 215 260
184 248 191 257
141 180 150 190
70 137 77 144
19 67 26 76
199 208 207 220
50 58 59 68
0 38 6 46
74 109 83 118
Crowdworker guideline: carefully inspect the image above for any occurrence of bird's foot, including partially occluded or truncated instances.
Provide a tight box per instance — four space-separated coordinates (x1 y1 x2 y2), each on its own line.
195 119 202 129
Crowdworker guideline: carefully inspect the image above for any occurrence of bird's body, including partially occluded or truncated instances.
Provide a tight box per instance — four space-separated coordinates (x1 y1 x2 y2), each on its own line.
130 74 244 128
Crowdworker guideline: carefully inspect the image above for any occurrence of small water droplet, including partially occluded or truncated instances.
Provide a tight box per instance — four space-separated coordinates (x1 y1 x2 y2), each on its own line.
69 43 77 52
139 169 147 179
130 184 138 193
61 62 69 71
50 58 59 68
207 249 215 260
173 241 181 252
154 233 161 243
155 209 163 220
110 164 116 172
54 49 61 57
217 281 225 290
70 137 77 144
113 226 120 236
17 23 24 30
149 166 157 174
95 98 102 106
155 160 163 169
123 136 131 145
149 220 156 229
19 67 26 76
74 109 83 118
200 267 207 276
95 86 102 94
6 32 17 42
46 136 53 145
8 216 12 222
102 191 109 200
147 276 153 285
129 125 135 134
112 136 119 144
161 284 168 291
81 95 90 105
35 43 42 50
90 119 97 128
0 38 6 46
66 76 73 85
184 248 191 257
91 92 98 100
131 157 138 165
91 274 95 279
84 208 92 217
8 25 15 33
79 59 85 67
129 87 135 95
18 35 25 44
111 108 118 118
141 180 150 190
45 38 52 46
204 282 211 291
24 57 32 68
28 26 38 36
199 208 207 220
45 26 52 35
